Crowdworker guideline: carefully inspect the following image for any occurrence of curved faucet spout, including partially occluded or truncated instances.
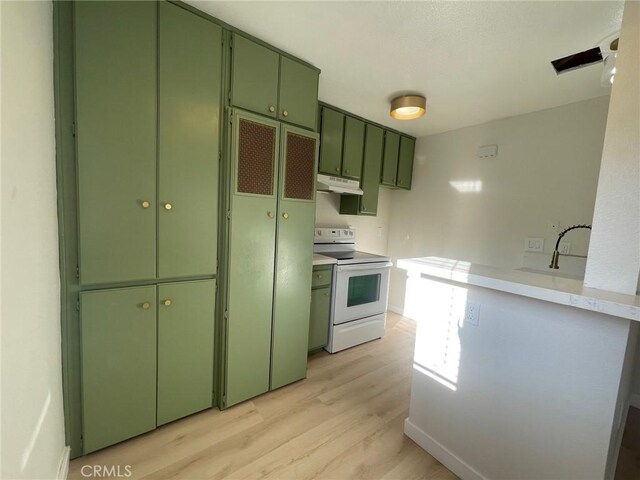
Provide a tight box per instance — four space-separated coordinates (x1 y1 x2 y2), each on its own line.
549 224 592 269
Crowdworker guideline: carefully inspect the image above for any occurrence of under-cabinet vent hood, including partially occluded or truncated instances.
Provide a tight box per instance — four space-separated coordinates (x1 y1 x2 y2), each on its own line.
317 174 363 195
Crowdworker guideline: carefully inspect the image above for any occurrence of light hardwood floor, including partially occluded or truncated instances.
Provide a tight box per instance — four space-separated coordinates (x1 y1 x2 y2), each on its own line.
69 312 457 480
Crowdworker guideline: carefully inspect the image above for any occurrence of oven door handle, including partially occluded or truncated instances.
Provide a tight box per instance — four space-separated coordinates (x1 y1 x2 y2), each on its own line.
337 261 393 272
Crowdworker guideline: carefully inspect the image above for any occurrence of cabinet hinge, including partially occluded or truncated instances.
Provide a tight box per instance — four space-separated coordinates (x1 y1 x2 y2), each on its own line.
226 210 231 220
76 298 80 312
224 309 229 320
72 122 76 136
76 265 79 279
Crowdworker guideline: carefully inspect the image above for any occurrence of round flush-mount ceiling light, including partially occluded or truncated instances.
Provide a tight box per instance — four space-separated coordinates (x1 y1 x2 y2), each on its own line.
390 95 426 120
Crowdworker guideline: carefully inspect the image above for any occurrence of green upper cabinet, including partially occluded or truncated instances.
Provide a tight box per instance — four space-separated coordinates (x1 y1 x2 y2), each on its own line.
75 1 157 285
340 124 384 216
397 136 416 189
231 34 319 130
279 56 319 130
158 2 221 279
225 110 280 407
341 116 365 180
230 34 279 119
80 286 157 454
157 280 216 426
271 125 318 390
318 107 344 175
381 131 400 187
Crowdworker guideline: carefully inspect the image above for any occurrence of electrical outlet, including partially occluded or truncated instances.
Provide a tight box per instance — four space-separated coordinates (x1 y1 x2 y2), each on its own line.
465 302 480 326
559 242 571 254
525 237 545 252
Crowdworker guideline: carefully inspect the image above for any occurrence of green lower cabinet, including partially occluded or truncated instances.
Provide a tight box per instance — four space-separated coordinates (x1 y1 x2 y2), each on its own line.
157 280 215 426
309 283 331 351
80 286 157 453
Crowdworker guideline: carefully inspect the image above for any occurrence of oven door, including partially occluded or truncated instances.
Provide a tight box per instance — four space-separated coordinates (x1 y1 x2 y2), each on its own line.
333 261 392 325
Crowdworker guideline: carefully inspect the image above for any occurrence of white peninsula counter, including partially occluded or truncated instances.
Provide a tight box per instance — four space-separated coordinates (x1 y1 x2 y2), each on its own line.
397 257 640 480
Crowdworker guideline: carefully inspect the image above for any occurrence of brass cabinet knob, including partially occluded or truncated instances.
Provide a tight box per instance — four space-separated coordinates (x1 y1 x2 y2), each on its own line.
335 167 340 172
345 169 350 174
141 302 150 310
282 212 289 219
268 105 275 113
267 211 274 219
362 205 367 211
324 292 330 297
282 110 289 117
164 203 173 211
162 299 172 307
141 201 150 209
316 274 322 278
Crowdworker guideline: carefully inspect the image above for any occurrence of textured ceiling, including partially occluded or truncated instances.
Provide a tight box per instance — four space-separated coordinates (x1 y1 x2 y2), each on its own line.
189 1 623 136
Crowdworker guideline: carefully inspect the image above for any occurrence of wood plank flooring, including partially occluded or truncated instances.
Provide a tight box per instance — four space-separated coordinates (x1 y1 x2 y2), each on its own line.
69 312 457 480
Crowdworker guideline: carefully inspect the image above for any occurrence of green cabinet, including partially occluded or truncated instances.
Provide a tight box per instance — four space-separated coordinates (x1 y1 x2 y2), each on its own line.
381 131 400 187
271 125 318 389
75 1 157 285
157 280 216 425
158 2 221 278
318 107 344 175
80 286 157 453
396 136 416 189
231 34 318 130
308 265 332 351
226 110 318 406
340 124 384 216
341 116 365 180
75 1 221 286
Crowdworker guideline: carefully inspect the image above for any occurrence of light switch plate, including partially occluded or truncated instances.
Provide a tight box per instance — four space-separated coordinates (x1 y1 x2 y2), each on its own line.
525 237 545 252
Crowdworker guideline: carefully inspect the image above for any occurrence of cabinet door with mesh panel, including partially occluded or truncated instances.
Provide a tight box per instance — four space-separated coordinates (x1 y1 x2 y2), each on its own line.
271 125 319 390
225 110 280 407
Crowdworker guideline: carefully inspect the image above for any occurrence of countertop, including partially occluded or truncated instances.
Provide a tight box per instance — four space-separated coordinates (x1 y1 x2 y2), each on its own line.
313 254 337 266
397 257 640 322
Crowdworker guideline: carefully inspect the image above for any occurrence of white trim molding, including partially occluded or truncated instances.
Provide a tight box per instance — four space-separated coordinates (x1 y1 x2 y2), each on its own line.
404 418 486 480
57 446 71 480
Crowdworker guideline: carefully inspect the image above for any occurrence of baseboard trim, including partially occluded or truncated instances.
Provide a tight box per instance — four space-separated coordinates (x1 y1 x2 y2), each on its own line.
404 418 486 480
387 304 403 315
57 446 71 480
629 393 640 409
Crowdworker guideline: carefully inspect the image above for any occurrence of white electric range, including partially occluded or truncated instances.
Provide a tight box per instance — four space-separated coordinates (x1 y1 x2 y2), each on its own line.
314 227 392 353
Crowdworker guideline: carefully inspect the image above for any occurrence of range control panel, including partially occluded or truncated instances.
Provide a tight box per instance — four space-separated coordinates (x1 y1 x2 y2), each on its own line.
314 227 356 244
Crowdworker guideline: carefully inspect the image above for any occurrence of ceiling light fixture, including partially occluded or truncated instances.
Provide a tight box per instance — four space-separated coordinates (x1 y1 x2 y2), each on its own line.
390 95 426 120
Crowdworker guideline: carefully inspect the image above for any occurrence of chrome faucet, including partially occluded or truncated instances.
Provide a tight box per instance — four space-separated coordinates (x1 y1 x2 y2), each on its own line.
549 224 592 269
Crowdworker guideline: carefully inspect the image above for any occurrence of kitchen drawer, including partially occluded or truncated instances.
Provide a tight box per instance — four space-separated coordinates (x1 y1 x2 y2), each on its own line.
312 265 332 288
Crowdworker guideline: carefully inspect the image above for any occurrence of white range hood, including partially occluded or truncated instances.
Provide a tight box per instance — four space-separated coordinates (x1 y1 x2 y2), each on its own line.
316 174 363 195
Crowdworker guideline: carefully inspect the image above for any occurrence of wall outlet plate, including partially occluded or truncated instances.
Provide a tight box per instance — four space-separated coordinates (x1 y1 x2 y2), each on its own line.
465 302 480 326
525 237 545 252
559 242 571 254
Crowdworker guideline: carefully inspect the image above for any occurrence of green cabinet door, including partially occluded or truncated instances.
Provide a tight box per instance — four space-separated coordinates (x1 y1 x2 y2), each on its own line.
397 136 416 190
157 280 215 426
80 286 157 453
226 111 280 407
309 286 331 351
231 34 279 119
158 3 221 278
381 131 400 187
340 124 384 216
318 107 345 175
75 1 157 285
279 56 319 130
271 126 318 390
341 116 365 180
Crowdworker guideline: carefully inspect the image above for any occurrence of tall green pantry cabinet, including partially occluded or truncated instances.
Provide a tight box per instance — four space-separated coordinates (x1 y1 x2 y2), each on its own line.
224 111 318 407
58 1 222 455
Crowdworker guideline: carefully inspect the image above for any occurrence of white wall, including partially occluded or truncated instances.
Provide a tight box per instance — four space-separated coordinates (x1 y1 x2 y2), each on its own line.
584 1 640 296
315 188 392 255
403 274 635 479
387 96 610 311
1 1 67 479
